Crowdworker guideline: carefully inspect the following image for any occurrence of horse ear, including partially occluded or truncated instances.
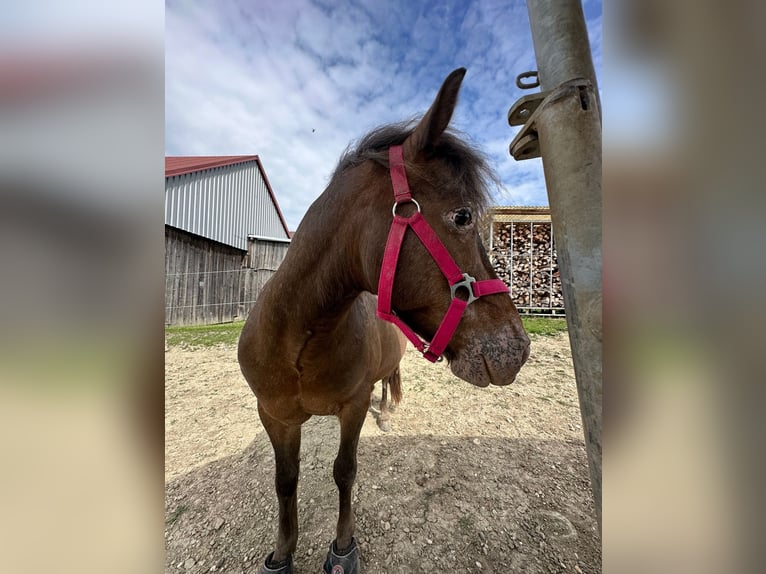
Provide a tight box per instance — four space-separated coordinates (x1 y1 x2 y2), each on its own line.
404 68 466 158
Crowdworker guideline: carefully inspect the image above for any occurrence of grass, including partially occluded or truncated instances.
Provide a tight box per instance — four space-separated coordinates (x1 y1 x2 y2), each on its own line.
165 321 244 348
521 316 568 337
164 316 566 348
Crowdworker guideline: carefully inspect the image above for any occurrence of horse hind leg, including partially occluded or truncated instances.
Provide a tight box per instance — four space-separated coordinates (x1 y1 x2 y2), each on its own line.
377 367 401 433
258 403 301 573
378 377 392 432
323 400 367 574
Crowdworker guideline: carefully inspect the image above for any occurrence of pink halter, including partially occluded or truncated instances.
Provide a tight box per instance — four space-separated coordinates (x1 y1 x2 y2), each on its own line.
376 145 510 362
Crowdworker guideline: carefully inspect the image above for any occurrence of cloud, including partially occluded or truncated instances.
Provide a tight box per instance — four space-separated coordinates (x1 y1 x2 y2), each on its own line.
166 0 602 230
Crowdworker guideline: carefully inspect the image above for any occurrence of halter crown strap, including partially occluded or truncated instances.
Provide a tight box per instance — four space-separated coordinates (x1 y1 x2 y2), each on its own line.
376 145 509 362
388 144 412 203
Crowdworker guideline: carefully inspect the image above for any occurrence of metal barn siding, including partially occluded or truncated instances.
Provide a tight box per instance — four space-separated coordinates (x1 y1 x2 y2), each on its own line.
165 158 289 250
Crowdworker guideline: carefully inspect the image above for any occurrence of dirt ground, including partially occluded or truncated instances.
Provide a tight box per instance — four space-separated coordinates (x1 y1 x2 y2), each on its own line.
165 332 600 573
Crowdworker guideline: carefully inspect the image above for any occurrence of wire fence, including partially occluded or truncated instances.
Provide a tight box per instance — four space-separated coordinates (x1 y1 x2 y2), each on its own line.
165 299 261 311
165 267 278 278
164 267 276 326
165 241 563 325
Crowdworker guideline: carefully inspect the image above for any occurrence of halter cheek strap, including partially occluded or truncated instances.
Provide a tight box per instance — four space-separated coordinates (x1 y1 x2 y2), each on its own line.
376 145 509 363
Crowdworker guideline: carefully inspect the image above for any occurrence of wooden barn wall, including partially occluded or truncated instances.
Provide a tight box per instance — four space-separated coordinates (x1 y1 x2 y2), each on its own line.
246 238 289 272
165 226 289 326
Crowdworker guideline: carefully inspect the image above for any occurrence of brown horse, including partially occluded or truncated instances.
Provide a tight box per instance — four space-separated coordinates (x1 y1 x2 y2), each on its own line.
238 68 530 574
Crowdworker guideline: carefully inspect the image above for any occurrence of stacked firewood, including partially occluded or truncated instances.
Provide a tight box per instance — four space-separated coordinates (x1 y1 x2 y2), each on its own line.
490 221 564 309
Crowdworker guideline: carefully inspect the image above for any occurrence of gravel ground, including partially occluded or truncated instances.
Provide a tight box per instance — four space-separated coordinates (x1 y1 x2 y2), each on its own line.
165 332 600 573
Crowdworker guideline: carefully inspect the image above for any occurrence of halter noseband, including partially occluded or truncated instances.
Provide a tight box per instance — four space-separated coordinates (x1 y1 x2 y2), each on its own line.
376 145 510 362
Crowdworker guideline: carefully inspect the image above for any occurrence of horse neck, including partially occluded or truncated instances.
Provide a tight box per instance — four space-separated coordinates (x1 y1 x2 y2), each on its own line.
266 172 385 332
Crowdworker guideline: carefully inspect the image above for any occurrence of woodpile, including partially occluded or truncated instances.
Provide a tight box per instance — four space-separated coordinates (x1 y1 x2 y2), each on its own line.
490 221 564 310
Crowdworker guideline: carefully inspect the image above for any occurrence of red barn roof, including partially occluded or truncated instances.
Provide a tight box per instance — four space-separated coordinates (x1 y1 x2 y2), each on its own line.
165 155 291 239
165 155 260 177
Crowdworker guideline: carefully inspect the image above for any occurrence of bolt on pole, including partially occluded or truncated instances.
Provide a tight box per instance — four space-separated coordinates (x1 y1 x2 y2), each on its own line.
513 0 603 530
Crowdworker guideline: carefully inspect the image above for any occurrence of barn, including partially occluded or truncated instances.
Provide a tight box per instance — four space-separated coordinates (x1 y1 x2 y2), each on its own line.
165 156 291 326
487 206 565 314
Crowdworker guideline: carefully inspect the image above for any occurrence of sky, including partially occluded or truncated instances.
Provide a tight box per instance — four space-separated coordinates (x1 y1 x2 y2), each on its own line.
166 0 602 231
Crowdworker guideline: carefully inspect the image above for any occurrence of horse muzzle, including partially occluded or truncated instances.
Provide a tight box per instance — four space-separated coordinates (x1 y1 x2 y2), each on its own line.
449 330 531 387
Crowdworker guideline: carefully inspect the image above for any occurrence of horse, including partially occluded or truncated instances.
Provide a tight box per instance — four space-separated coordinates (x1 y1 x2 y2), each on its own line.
238 68 530 574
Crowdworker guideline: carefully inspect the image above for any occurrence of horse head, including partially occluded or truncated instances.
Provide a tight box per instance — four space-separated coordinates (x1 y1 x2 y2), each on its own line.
354 68 531 387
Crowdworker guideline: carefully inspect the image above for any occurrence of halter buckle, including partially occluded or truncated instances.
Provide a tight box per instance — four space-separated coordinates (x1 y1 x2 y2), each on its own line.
450 273 478 305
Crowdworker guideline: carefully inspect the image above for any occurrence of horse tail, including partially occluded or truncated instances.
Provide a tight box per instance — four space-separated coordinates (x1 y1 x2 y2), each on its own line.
386 366 402 406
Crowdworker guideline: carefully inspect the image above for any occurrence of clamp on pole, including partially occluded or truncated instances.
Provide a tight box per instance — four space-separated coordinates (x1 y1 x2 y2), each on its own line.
507 78 595 161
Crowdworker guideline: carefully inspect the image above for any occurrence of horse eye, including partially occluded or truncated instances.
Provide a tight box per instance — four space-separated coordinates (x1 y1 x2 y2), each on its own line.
453 208 472 227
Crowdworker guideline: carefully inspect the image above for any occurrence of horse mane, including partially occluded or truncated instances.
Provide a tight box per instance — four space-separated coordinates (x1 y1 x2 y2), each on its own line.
333 120 497 215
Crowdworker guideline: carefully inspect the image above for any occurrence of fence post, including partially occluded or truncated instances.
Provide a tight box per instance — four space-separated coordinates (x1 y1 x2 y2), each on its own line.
512 0 602 530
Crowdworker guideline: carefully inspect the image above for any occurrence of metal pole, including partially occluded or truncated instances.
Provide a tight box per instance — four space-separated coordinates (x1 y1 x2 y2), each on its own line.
489 219 494 253
528 221 533 306
524 0 603 530
526 0 600 105
509 222 514 297
549 224 554 310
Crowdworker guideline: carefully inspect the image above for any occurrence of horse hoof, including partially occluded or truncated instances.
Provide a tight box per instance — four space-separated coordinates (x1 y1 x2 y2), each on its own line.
260 552 293 574
377 419 391 432
323 537 360 574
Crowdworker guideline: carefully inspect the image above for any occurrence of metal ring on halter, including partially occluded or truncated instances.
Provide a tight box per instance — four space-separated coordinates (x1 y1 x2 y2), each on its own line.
392 198 421 217
423 344 444 362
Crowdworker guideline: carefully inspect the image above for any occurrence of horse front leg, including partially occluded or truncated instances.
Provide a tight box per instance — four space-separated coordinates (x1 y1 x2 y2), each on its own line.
323 399 367 574
258 403 302 574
